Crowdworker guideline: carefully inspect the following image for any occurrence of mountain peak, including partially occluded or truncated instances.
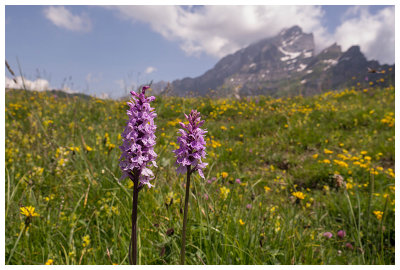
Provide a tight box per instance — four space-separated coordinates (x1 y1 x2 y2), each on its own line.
346 45 361 53
326 43 341 51
340 45 365 61
280 25 303 36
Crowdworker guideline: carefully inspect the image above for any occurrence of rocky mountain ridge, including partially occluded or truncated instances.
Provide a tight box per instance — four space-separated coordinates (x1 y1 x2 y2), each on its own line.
160 25 394 97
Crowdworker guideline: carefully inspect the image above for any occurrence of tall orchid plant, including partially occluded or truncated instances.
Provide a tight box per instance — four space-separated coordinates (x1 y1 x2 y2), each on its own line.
119 86 157 265
173 110 208 264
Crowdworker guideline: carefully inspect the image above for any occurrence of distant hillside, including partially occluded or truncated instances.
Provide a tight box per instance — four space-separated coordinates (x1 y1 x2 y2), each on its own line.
5 88 93 100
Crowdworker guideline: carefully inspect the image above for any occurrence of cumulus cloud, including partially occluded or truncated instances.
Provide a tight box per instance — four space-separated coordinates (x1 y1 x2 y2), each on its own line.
108 5 394 64
44 6 92 32
334 6 394 64
108 5 330 58
6 76 77 94
144 66 157 74
6 76 50 91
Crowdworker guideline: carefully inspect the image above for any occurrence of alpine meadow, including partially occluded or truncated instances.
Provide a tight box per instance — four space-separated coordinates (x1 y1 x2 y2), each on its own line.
5 81 395 264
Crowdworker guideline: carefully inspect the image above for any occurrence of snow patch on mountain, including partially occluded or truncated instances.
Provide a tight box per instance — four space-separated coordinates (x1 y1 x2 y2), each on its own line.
279 46 301 61
303 50 313 58
323 59 338 66
297 64 307 72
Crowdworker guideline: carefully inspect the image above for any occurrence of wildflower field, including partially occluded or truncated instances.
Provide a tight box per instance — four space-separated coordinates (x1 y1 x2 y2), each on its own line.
5 85 395 265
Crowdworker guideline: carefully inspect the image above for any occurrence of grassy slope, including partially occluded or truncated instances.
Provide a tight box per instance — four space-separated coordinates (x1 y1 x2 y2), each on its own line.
5 85 395 265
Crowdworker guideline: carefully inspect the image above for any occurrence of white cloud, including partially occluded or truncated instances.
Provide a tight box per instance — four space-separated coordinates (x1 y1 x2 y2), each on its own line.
6 76 50 91
144 66 157 74
108 5 394 64
60 86 77 94
108 6 330 58
6 76 77 94
334 6 394 64
44 6 92 32
85 72 102 84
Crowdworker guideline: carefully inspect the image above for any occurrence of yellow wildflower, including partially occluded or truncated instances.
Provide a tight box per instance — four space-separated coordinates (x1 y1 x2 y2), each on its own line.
333 159 348 168
20 206 40 217
337 154 348 160
82 235 91 248
45 194 55 202
370 168 379 175
323 159 331 164
264 186 271 192
373 210 383 220
275 219 281 232
312 154 318 159
43 120 54 127
220 186 230 200
45 259 54 265
239 219 245 225
324 149 333 154
292 191 305 200
165 192 174 205
221 172 228 178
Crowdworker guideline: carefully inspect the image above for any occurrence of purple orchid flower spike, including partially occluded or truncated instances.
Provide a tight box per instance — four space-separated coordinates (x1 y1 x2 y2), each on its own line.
173 110 208 178
119 86 157 189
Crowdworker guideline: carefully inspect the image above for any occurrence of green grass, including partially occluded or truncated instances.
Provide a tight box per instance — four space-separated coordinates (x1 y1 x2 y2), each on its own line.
5 85 395 265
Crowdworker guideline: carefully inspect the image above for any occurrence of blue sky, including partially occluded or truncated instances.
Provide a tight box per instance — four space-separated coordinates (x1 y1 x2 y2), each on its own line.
5 5 395 98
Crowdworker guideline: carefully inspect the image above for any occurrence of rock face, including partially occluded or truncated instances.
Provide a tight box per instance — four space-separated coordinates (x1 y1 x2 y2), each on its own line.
163 25 394 97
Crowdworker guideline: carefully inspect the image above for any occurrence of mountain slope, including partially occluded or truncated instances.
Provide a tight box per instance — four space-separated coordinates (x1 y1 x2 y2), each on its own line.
166 25 394 97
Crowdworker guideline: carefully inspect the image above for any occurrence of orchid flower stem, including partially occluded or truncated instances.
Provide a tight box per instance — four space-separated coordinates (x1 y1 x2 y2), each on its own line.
180 165 191 265
129 174 139 265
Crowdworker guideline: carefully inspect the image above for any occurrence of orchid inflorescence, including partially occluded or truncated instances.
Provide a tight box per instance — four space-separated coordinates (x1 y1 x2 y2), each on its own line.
173 110 208 178
119 86 157 189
